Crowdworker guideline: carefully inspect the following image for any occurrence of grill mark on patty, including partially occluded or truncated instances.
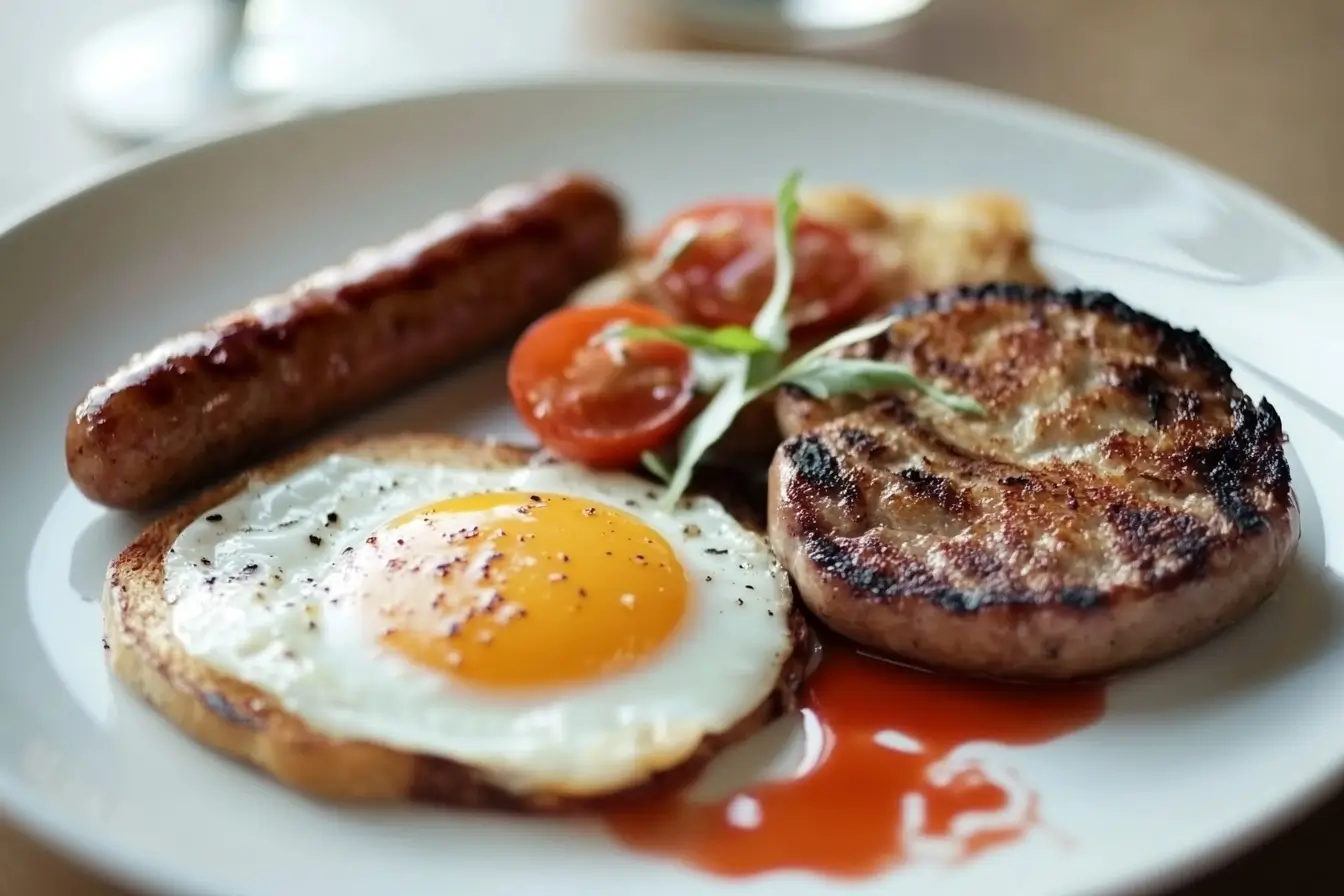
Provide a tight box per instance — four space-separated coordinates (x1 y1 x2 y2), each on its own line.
1174 390 1203 422
804 534 1060 615
1106 503 1212 582
837 427 882 457
885 283 1235 385
1058 586 1106 610
783 434 859 504
940 541 1006 579
1113 364 1169 427
1187 395 1291 533
774 282 1294 623
896 467 971 516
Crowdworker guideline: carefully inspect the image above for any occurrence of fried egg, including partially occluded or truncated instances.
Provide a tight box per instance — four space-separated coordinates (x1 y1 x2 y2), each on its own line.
163 454 795 796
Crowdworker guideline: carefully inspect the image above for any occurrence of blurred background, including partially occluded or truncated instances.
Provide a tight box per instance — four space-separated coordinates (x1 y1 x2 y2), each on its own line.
1 0 1340 892
2 0 1341 241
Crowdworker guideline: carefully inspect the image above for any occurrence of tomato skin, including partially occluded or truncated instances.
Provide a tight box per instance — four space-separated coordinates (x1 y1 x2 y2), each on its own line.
507 303 695 467
645 199 873 334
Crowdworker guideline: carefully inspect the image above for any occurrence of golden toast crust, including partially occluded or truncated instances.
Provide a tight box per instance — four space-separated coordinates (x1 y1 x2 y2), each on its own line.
103 433 810 810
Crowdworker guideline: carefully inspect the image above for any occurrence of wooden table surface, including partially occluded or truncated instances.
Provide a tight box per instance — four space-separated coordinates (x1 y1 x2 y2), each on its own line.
2 0 1340 892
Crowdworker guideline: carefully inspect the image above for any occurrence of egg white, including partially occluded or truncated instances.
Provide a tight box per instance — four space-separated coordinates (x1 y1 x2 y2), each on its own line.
164 455 795 796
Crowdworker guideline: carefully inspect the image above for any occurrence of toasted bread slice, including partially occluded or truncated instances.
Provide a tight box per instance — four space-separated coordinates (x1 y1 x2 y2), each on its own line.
570 187 1049 460
770 284 1300 680
104 433 811 810
571 187 1047 315
800 187 1048 300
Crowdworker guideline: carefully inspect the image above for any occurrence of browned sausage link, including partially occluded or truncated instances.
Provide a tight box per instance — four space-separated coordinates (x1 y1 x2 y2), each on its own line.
66 173 626 510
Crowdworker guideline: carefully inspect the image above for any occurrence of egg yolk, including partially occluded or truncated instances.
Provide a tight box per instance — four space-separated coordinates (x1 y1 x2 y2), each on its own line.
348 492 688 690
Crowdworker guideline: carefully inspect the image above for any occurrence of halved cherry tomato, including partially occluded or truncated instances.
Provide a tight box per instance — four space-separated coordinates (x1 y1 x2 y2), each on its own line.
507 302 695 467
646 199 872 333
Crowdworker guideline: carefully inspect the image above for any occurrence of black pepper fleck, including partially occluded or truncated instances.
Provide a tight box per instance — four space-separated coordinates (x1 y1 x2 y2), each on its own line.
706 548 728 555
241 563 258 575
205 513 223 523
200 557 212 567
309 534 323 546
736 598 744 606
326 511 339 525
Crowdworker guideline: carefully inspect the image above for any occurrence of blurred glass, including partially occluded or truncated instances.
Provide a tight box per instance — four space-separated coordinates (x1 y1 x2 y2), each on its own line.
653 0 935 49
68 0 401 144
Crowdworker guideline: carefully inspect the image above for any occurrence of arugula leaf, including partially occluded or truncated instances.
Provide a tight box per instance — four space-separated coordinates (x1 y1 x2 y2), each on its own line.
660 363 752 506
757 314 984 414
646 169 981 507
775 357 985 414
619 323 775 356
689 352 739 393
750 169 803 351
787 315 897 368
651 171 804 508
640 450 673 483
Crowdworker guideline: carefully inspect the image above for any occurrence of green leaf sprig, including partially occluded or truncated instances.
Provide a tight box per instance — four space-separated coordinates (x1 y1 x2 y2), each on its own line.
617 170 983 507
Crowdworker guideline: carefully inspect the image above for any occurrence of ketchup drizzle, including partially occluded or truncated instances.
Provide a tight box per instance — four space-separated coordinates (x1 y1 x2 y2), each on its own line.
604 636 1105 878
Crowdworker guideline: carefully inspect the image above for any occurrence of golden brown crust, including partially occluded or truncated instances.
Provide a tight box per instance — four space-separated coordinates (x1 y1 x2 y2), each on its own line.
105 433 811 809
769 284 1300 680
800 187 1048 307
569 186 1048 462
69 174 626 512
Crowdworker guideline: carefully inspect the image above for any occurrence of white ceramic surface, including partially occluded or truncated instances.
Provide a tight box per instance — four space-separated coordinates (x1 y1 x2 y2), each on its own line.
3 57 1343 896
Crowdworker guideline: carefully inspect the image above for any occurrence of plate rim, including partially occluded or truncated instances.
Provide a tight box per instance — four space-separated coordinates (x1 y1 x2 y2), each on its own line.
5 52 1341 258
4 52 1343 896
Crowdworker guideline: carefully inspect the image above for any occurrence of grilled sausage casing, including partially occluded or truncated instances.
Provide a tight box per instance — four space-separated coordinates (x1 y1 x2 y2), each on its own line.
66 173 625 510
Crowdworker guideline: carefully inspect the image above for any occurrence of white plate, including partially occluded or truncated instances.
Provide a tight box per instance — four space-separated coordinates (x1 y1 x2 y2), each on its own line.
4 56 1344 896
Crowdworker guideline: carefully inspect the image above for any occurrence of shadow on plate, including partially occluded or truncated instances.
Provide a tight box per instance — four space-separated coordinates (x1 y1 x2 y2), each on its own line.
1104 452 1339 716
68 505 154 604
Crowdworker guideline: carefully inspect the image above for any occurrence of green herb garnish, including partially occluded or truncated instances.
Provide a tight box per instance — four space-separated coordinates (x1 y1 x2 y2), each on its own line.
615 170 983 508
621 323 775 356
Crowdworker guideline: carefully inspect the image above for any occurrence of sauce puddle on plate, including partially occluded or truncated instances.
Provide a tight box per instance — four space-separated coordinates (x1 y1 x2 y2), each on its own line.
604 636 1105 878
